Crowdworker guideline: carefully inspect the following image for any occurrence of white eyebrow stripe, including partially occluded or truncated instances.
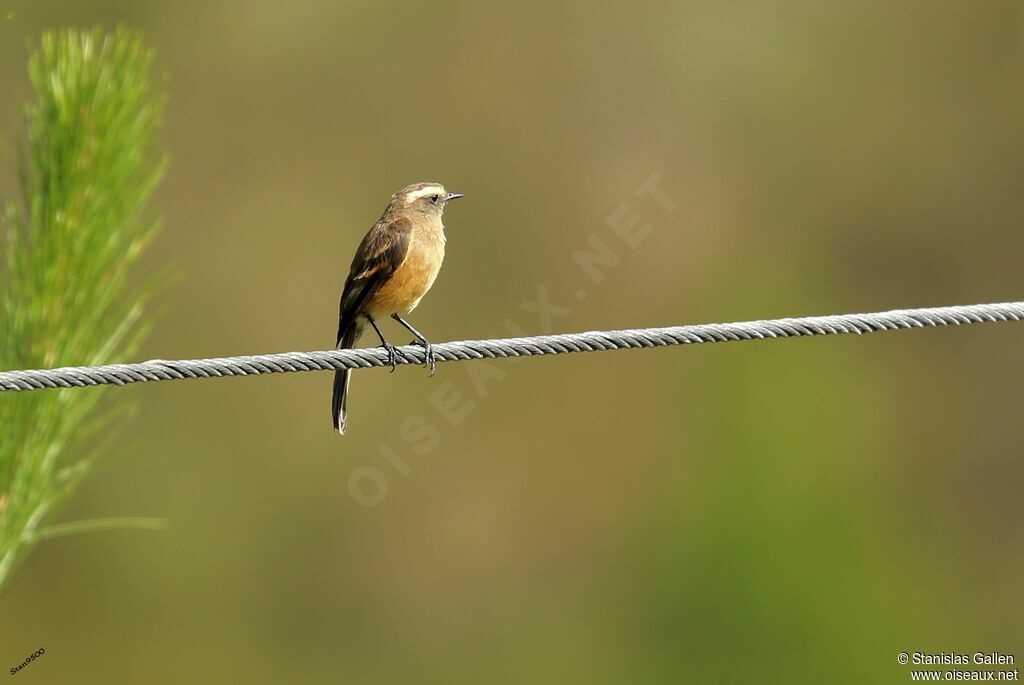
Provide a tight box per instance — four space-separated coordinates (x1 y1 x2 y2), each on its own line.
405 186 445 200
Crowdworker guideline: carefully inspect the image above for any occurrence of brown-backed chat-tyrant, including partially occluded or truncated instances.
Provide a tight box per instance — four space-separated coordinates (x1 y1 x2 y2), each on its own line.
331 182 462 435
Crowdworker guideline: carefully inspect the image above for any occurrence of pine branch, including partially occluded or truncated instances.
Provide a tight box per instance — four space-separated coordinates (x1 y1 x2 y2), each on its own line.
0 27 167 590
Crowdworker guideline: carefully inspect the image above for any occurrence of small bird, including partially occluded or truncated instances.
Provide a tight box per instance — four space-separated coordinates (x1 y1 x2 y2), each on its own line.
332 182 463 434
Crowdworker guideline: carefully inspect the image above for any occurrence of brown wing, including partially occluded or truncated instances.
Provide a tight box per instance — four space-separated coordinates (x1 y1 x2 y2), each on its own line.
336 216 412 345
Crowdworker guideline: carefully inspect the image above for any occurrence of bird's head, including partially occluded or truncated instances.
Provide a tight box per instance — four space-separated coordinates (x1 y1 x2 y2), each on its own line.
391 182 463 218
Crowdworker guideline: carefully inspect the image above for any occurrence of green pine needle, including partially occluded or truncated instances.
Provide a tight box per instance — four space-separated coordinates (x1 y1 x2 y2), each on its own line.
21 517 168 544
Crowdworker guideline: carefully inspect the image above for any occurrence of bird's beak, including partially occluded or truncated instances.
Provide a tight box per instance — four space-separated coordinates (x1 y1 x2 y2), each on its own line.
444 192 464 203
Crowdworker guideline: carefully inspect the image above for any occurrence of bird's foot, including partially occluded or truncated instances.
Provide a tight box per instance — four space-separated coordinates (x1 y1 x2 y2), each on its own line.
381 342 398 372
410 339 437 376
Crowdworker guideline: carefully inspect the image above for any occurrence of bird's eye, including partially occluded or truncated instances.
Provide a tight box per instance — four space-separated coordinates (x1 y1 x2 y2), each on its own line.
430 194 439 204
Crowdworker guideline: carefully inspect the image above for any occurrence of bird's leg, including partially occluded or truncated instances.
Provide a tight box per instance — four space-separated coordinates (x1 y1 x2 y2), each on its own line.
391 313 436 375
366 314 397 372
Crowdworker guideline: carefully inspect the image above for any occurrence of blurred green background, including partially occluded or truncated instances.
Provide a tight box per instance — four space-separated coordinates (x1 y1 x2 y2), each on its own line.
1 1 1022 682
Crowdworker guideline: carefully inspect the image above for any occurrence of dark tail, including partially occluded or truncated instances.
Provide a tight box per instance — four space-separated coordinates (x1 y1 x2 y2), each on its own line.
332 323 362 435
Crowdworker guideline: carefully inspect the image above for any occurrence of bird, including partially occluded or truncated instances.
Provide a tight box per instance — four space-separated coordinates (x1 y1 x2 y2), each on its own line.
331 182 463 435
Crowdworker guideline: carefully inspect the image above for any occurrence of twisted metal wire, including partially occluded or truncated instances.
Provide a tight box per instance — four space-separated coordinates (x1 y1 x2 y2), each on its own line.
1 301 1022 393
